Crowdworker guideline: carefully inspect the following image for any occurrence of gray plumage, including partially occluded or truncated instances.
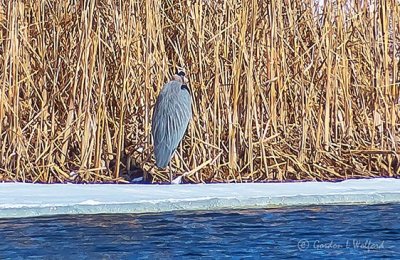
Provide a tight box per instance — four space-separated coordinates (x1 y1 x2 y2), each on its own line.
151 75 192 168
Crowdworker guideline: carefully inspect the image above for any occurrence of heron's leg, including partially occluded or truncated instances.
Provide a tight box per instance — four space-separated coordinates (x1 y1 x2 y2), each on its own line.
169 150 178 184
168 160 173 184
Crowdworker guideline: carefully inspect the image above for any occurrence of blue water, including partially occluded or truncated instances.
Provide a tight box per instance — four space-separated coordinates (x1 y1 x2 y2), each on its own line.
0 204 399 259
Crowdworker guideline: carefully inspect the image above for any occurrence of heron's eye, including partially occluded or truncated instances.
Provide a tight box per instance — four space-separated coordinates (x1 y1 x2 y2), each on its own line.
177 71 185 77
181 84 191 94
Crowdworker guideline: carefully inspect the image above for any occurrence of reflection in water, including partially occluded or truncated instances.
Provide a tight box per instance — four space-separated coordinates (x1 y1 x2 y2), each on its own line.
0 204 399 259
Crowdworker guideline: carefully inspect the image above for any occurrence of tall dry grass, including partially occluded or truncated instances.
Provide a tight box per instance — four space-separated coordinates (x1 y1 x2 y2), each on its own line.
0 0 399 183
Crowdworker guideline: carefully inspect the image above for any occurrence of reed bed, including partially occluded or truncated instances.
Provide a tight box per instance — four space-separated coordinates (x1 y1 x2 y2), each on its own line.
0 0 399 183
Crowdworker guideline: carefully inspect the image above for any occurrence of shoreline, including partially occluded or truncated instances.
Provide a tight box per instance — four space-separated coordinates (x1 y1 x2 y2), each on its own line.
1 178 399 219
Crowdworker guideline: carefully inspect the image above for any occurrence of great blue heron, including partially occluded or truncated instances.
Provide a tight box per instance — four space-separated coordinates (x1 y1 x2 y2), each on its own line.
151 69 192 182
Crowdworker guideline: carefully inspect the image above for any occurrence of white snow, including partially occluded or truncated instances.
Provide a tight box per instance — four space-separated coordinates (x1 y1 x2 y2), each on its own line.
0 178 399 218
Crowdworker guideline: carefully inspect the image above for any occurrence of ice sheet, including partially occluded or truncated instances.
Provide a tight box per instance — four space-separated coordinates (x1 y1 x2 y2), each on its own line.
0 178 399 218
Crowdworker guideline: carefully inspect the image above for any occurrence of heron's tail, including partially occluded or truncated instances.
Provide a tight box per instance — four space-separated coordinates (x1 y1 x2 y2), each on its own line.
154 145 174 168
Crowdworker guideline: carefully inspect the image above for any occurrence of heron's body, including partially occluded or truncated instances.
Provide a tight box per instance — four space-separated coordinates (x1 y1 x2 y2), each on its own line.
151 74 192 169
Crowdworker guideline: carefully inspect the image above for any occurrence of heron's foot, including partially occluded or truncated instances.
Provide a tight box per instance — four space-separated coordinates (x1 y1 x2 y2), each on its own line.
171 175 183 184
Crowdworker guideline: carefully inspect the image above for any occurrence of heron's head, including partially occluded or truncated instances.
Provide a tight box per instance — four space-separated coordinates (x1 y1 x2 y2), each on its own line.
172 69 189 84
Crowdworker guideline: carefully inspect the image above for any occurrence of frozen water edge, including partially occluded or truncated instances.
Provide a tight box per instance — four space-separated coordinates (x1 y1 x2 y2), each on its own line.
0 178 399 218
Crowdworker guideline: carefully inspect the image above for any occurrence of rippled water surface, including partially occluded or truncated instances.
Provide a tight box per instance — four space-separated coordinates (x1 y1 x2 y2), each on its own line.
0 204 399 259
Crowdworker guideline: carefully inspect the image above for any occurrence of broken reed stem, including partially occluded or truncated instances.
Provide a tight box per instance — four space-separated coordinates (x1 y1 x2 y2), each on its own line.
0 0 399 183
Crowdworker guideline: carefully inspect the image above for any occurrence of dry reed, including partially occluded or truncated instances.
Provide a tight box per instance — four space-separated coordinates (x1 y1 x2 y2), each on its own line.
0 0 399 183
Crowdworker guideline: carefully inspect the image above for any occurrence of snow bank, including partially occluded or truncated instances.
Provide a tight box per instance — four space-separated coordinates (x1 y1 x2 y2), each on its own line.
0 178 399 218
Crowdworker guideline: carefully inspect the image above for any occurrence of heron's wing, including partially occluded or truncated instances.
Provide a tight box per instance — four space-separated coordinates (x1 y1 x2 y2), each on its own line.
151 81 192 168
